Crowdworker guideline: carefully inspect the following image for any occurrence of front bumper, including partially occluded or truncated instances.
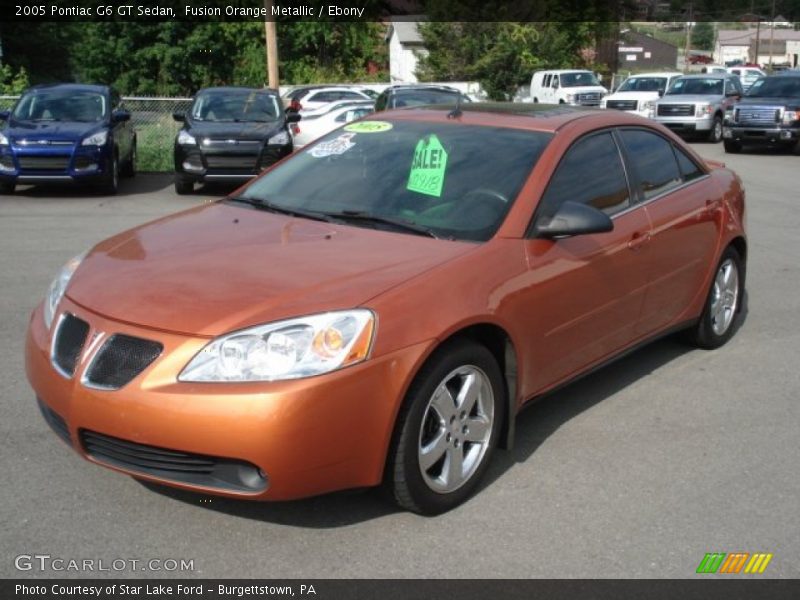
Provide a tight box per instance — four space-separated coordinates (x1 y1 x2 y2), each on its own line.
654 114 714 132
26 298 428 500
0 144 112 185
723 125 799 144
175 143 292 183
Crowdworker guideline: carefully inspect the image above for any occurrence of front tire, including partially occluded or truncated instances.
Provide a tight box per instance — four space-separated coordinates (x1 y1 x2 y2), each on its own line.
121 141 136 177
100 154 119 195
686 246 744 349
707 115 723 143
174 176 193 195
723 139 742 153
0 182 15 194
386 340 505 515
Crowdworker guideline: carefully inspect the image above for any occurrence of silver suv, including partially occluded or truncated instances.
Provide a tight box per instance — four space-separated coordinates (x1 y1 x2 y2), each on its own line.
654 74 743 143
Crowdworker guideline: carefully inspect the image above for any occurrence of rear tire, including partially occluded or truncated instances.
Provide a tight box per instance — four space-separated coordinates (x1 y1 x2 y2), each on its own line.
723 139 742 153
386 339 505 515
685 246 744 349
0 182 14 194
174 176 193 195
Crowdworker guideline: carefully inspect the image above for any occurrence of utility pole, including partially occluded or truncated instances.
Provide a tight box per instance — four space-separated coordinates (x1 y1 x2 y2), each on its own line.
684 2 694 71
755 18 761 66
768 0 776 71
263 0 279 89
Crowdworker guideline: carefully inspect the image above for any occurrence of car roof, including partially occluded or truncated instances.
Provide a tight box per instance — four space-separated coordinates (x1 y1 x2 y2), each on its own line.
536 69 594 74
377 103 660 134
625 72 681 78
305 87 370 95
27 83 109 94
676 73 731 80
196 86 279 95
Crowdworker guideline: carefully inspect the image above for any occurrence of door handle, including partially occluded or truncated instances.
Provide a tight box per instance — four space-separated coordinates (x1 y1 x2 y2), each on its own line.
627 232 651 251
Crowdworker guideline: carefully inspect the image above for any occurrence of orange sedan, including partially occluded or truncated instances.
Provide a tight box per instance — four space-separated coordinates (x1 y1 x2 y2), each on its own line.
26 104 747 514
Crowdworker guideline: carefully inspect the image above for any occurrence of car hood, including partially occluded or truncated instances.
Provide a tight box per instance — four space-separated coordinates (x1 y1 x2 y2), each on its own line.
5 119 102 143
66 202 474 337
737 96 800 108
186 120 284 141
564 86 607 94
659 94 722 104
605 91 659 102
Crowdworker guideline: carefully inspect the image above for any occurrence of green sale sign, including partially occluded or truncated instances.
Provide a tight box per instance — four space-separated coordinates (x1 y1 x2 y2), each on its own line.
407 134 448 197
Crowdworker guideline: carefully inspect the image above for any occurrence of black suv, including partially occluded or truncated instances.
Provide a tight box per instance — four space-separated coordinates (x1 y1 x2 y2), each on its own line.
723 73 800 153
374 85 472 111
173 87 298 194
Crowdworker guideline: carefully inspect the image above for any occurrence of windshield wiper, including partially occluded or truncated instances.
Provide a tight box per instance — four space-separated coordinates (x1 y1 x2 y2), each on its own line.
227 196 335 223
324 210 440 239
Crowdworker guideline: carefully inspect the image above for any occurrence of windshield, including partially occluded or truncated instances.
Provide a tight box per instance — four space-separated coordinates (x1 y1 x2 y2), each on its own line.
191 90 281 122
238 120 551 242
560 72 602 87
745 77 800 98
617 77 669 93
666 78 724 95
391 90 469 108
12 89 107 122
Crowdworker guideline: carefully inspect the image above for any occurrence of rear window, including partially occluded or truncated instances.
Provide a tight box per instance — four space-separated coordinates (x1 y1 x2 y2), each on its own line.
240 120 552 242
391 90 467 109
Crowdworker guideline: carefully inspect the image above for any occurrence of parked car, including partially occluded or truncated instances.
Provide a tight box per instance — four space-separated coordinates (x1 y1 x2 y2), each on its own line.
173 87 298 194
374 85 471 111
0 83 135 194
653 73 743 142
27 104 746 515
292 100 374 150
723 72 800 153
688 54 715 65
293 87 372 113
700 65 728 74
601 72 682 117
530 69 607 106
726 66 766 91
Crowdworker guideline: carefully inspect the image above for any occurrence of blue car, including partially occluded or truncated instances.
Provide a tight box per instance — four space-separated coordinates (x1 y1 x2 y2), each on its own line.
0 84 136 194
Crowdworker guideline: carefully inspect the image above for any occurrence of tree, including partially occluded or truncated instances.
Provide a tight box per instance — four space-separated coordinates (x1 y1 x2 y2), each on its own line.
693 22 715 51
0 64 29 94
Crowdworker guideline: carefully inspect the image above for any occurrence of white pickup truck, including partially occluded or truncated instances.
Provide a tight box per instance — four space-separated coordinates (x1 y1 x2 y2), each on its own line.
601 72 682 118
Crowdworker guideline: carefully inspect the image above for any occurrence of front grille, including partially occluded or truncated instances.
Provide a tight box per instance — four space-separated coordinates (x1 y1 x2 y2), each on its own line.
658 104 695 117
80 430 268 492
52 313 90 377
577 93 601 106
734 106 781 126
606 99 638 111
204 155 258 170
17 156 71 171
37 398 71 445
85 334 162 389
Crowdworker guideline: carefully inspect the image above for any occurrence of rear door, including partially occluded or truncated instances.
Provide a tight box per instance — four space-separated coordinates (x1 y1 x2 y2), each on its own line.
617 128 722 334
521 130 652 393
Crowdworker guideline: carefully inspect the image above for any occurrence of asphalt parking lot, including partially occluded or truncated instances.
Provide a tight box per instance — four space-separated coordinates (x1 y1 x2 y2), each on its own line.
1 142 799 579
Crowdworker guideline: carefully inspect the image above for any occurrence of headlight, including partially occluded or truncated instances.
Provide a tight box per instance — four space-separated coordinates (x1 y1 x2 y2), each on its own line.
81 130 108 146
643 100 656 111
267 131 290 145
696 103 713 117
179 310 375 382
177 130 196 145
782 110 798 125
600 99 607 108
0 132 8 145
43 251 87 329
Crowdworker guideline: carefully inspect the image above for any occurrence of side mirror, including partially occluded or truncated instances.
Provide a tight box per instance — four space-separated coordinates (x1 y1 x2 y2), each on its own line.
172 111 185 122
0 110 9 120
533 201 614 239
286 112 301 123
658 90 665 97
112 109 130 123
553 80 560 89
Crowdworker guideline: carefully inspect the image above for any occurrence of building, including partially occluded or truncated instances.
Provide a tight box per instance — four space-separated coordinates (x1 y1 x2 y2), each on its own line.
386 19 426 83
618 30 678 69
715 28 800 67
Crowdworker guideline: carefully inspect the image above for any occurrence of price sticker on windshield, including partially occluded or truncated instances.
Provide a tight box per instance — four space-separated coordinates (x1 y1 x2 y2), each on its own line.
407 134 448 197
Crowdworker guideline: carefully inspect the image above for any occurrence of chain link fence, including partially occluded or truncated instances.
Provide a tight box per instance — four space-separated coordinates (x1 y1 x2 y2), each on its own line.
0 95 192 172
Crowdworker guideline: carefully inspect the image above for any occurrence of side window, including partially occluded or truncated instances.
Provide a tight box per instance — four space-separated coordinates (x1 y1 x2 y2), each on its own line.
673 145 704 182
375 93 387 112
543 74 551 88
619 129 682 200
537 131 630 221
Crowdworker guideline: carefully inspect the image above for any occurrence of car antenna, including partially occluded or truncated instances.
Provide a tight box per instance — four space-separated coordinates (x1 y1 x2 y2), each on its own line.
447 94 462 119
